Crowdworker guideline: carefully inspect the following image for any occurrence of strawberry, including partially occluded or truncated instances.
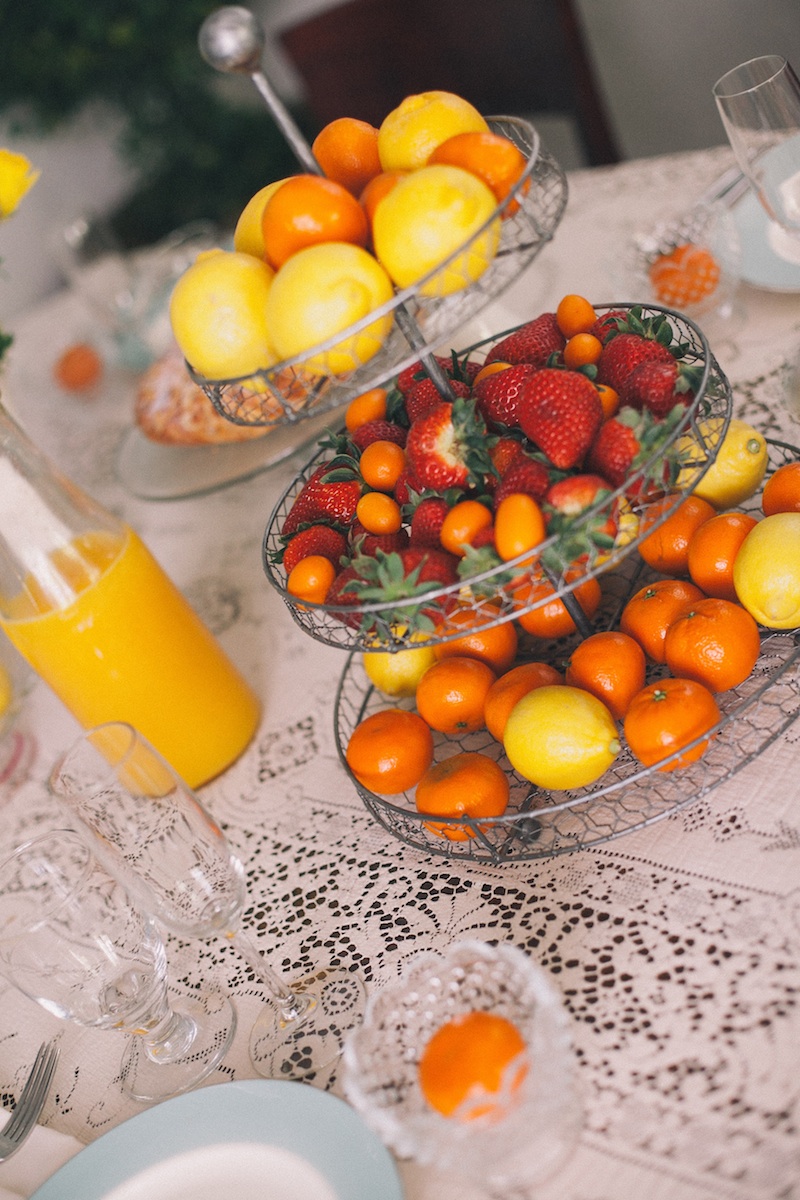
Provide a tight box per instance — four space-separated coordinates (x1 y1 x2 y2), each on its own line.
281 463 362 536
473 363 536 428
517 368 604 469
544 473 617 558
597 331 676 394
350 419 407 451
405 376 470 424
485 312 565 366
404 396 494 492
281 524 348 574
397 355 455 396
590 309 628 344
397 546 460 589
585 405 684 493
408 494 453 548
492 456 551 509
349 521 409 558
342 546 460 631
620 359 700 419
324 563 368 628
487 434 530 485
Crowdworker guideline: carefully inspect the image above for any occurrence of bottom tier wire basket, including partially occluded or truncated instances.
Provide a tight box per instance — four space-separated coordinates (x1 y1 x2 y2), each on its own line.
333 440 800 863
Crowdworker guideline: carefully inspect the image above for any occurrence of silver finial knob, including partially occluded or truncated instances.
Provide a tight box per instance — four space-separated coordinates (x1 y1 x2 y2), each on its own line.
198 6 265 75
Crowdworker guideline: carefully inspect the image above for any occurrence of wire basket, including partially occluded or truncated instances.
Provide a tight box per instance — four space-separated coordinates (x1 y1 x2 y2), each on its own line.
333 438 800 863
262 303 733 652
191 117 568 427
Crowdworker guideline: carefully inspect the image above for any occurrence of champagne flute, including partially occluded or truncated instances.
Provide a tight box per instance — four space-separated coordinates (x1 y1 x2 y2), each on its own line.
0 828 236 1104
48 721 365 1081
713 55 800 264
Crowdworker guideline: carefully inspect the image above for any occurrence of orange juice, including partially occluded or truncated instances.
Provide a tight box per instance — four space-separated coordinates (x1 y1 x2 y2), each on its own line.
0 527 260 788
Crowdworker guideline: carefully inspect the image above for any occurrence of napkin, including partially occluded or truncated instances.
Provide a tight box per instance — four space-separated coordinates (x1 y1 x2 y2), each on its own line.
0 1109 83 1200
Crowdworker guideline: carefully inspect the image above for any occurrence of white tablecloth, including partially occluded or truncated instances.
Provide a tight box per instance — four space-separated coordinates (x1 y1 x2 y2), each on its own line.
1 144 799 1200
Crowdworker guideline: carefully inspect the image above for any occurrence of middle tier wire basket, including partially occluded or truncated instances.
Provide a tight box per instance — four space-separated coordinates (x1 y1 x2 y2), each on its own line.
262 303 733 653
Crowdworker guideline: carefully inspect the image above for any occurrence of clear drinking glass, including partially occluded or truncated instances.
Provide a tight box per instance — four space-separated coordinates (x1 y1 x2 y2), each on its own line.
0 828 236 1104
713 55 800 264
342 940 582 1197
49 722 366 1082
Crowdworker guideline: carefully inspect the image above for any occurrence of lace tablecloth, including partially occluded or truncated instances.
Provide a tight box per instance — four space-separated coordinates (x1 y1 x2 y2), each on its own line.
1 145 799 1200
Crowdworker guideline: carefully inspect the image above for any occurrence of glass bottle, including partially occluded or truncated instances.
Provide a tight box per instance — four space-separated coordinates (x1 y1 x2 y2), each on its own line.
0 401 260 788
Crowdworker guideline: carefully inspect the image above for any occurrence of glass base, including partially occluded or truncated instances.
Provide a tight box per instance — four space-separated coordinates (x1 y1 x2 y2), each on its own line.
120 988 236 1104
249 967 366 1083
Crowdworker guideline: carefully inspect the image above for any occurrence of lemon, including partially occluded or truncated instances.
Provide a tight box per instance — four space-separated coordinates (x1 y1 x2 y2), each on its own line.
0 663 12 719
169 248 276 380
503 684 620 790
378 90 489 172
373 165 500 297
266 242 394 375
678 417 768 509
363 633 438 698
233 179 289 258
733 513 800 628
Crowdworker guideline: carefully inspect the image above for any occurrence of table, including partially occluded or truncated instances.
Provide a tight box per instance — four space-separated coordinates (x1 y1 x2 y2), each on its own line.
1 144 799 1200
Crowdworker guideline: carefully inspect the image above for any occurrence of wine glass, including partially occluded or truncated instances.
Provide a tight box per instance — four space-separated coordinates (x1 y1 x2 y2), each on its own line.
713 55 800 264
0 828 236 1104
342 940 582 1197
48 721 365 1082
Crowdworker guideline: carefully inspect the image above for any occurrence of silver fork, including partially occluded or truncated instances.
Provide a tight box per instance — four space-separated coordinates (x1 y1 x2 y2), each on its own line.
0 1041 60 1162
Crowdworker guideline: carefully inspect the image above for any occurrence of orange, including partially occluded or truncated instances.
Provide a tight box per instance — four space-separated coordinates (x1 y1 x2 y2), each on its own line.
565 630 647 721
418 1010 528 1119
648 243 720 308
762 461 800 516
355 491 403 535
687 510 758 600
440 499 494 557
53 342 103 391
359 170 407 242
493 493 546 563
663 596 761 693
345 708 434 794
261 174 368 269
433 607 518 674
415 751 510 841
624 677 721 772
619 577 705 663
513 572 602 639
637 494 716 575
345 387 388 432
358 439 406 491
286 554 336 605
595 382 620 420
415 655 496 733
563 332 603 369
484 660 564 741
311 117 382 196
556 294 597 338
428 130 528 212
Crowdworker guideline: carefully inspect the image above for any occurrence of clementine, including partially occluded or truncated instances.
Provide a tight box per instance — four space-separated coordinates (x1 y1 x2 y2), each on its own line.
686 510 758 601
620 577 705 663
637 494 716 575
433 607 519 674
415 751 510 841
311 116 382 196
345 708 434 794
663 596 761 692
415 656 496 733
624 677 721 772
513 572 602 639
428 130 528 213
261 174 368 269
565 630 647 720
761 461 800 516
418 1010 528 1119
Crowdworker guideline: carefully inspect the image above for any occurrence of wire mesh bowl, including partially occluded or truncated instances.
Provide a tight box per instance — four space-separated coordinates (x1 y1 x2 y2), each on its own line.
333 438 800 863
263 303 733 652
192 117 568 427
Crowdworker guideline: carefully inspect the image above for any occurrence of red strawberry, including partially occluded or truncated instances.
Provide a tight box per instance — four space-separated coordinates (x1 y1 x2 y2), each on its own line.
405 377 470 424
517 368 604 469
545 473 617 545
350 419 407 451
396 355 454 396
324 564 368 628
485 312 565 366
585 406 683 494
620 359 699 418
590 309 628 344
492 457 551 509
487 435 530 485
405 396 494 492
349 521 409 558
398 546 459 589
597 331 676 394
281 463 362 536
473 363 536 428
282 524 348 574
409 495 452 548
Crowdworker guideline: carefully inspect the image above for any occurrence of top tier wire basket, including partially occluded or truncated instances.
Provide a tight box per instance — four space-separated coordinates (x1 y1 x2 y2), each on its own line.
191 116 568 428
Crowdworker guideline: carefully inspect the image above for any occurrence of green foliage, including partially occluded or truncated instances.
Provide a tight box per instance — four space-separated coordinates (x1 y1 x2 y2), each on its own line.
0 1 310 246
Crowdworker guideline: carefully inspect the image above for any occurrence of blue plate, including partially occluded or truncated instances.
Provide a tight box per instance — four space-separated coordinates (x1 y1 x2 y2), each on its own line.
30 1080 403 1200
733 188 800 292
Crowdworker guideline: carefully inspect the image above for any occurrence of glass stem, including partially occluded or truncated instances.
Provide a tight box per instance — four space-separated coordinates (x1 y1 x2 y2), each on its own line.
139 1004 197 1064
226 928 315 1025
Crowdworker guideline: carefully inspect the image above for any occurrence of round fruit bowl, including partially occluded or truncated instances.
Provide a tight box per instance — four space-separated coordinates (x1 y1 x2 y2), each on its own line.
192 117 568 427
262 303 733 652
333 438 800 863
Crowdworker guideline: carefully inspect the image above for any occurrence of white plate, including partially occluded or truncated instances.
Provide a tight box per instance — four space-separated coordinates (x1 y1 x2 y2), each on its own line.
732 188 800 292
30 1080 403 1200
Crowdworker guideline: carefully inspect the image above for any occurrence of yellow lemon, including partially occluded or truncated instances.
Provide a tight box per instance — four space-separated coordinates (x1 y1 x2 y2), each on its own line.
233 179 290 258
0 663 12 719
363 630 437 698
266 242 394 375
733 513 800 628
169 248 276 381
678 417 768 509
503 684 620 790
378 90 489 173
373 165 500 297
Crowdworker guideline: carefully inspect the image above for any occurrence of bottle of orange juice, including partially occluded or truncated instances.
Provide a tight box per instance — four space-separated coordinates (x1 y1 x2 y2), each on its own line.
0 401 260 788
